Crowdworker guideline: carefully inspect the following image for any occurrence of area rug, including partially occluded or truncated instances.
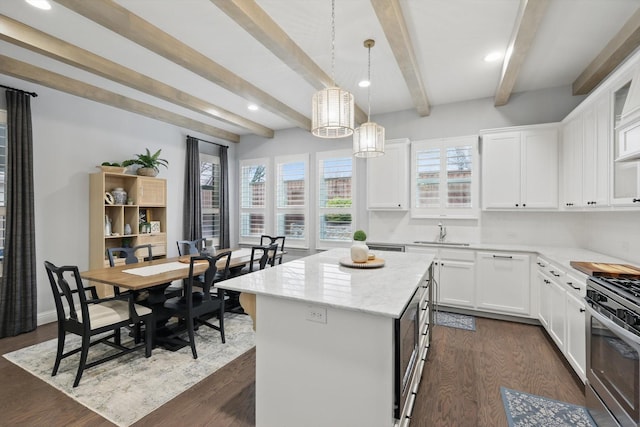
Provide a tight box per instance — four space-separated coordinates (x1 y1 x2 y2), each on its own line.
3 313 255 427
501 387 596 427
435 310 476 331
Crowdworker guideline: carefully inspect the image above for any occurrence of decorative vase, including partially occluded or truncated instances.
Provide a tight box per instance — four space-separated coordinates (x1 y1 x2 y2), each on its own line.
350 242 369 263
124 223 132 235
112 187 127 205
137 167 158 177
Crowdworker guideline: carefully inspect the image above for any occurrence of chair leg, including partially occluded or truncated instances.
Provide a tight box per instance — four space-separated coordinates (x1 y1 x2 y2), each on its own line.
144 316 153 358
52 324 66 376
73 335 90 387
114 327 121 346
219 304 226 344
187 316 197 359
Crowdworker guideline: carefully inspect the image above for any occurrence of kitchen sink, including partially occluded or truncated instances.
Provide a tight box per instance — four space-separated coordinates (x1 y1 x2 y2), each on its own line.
412 241 471 247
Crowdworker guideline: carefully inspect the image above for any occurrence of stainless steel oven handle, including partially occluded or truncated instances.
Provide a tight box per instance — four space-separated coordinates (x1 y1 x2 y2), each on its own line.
585 303 640 346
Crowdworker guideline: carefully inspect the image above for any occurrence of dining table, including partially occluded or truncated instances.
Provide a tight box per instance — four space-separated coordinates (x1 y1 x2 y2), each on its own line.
79 247 264 350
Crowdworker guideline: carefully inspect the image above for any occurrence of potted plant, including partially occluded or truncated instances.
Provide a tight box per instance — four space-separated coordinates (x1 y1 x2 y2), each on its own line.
122 148 169 177
351 230 369 263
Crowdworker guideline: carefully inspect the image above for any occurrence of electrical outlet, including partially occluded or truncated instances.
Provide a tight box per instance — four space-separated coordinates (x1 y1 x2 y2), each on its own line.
306 306 327 324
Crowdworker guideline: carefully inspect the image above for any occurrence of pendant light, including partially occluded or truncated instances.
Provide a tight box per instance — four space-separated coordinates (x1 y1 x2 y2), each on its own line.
311 0 354 138
353 39 385 158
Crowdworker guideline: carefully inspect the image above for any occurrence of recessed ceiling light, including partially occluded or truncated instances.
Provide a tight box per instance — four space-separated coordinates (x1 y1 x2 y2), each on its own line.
25 0 52 10
358 80 371 88
248 104 259 111
484 51 503 62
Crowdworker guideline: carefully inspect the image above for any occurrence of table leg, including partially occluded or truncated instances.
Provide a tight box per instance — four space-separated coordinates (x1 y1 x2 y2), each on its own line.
239 292 256 331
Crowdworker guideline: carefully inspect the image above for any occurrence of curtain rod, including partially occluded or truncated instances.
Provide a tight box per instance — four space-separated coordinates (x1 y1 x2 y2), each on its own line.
0 84 38 97
187 135 228 149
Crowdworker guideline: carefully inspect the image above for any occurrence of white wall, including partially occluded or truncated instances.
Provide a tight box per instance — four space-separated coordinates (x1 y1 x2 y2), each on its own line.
0 75 237 325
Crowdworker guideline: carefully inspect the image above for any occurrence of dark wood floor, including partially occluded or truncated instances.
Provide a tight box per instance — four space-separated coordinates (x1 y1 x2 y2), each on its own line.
0 315 584 427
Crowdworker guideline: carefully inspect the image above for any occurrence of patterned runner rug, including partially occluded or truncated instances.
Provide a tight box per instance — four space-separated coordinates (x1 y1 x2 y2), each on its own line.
501 387 596 427
435 311 476 331
3 313 255 427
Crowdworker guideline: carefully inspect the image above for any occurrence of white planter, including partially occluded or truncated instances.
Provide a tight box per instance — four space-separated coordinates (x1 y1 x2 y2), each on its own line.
350 242 369 263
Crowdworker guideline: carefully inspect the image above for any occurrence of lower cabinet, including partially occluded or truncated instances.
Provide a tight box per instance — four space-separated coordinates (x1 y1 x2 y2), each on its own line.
476 252 531 316
536 257 587 382
437 250 475 309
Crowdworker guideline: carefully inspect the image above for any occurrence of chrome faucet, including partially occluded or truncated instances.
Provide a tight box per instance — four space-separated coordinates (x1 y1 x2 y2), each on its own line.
438 222 447 242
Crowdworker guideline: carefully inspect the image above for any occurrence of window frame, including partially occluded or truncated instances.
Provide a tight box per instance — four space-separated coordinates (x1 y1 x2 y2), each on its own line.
199 152 220 247
0 110 6 276
275 153 309 249
411 135 479 219
316 149 357 250
239 157 270 244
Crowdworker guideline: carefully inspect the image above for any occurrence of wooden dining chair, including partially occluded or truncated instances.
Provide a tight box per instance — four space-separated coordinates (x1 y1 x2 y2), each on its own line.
162 252 231 359
44 261 153 387
260 235 286 264
176 238 207 256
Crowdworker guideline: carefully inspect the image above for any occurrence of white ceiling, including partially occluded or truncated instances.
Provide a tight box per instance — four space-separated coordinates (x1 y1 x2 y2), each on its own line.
1 0 639 141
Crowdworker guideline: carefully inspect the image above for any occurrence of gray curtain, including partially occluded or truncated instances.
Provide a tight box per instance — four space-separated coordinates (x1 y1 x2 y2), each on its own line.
219 145 230 249
183 136 202 241
0 90 37 337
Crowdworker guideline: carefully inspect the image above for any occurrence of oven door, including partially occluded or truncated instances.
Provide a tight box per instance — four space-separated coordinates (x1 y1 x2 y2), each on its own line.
586 303 640 427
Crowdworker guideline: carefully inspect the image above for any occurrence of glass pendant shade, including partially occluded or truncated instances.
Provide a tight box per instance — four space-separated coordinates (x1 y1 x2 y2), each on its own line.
312 86 354 138
353 121 385 158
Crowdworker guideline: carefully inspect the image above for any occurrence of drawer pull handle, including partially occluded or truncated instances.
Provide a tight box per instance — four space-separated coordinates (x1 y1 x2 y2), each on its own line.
567 282 580 290
492 255 513 259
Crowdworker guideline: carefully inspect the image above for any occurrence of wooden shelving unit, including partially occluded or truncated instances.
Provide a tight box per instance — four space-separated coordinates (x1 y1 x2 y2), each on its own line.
89 171 167 296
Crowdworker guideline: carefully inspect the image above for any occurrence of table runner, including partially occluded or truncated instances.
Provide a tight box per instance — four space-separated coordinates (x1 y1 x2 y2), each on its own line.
123 261 189 277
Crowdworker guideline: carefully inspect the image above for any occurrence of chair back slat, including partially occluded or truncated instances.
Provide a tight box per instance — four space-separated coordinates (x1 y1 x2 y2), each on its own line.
107 244 153 267
177 238 207 256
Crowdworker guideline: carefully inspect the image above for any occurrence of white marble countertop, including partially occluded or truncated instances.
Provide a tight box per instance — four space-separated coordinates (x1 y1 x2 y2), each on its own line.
219 248 434 318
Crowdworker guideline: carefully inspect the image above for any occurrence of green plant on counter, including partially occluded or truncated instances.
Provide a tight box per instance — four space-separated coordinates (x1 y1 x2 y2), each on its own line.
122 148 169 173
101 161 122 167
353 230 367 241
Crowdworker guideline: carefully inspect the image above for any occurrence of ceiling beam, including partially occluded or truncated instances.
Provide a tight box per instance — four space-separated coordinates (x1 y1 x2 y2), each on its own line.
494 0 549 107
0 15 273 138
0 54 240 143
53 0 311 131
209 0 368 125
573 7 640 96
370 0 430 116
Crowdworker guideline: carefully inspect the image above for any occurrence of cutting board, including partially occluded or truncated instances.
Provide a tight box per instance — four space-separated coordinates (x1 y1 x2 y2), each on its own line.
570 261 640 278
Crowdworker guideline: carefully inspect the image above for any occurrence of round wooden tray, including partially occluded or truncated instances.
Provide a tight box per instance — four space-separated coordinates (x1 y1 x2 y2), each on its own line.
339 257 385 269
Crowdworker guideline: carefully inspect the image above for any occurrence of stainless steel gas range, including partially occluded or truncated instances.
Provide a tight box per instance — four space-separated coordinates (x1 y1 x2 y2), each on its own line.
585 275 640 427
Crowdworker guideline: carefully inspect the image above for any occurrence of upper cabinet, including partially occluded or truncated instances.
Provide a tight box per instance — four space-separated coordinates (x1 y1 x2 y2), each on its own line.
562 94 610 209
611 79 640 206
367 138 409 210
481 124 559 210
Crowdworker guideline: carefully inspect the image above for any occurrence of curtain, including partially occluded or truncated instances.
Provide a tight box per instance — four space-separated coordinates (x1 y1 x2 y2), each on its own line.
183 136 201 241
219 145 230 249
0 90 37 337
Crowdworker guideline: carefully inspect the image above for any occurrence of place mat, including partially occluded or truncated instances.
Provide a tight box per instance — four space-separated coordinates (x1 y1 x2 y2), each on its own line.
122 261 188 276
339 257 385 269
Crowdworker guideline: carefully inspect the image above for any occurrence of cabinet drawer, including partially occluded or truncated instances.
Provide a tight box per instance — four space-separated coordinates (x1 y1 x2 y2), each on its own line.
439 249 475 261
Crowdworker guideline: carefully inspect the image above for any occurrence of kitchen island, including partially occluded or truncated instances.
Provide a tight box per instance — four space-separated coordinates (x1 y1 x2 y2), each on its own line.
220 248 434 427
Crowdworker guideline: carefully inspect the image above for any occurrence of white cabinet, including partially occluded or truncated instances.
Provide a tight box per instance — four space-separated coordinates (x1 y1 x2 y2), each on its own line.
562 94 610 209
481 124 559 210
476 252 531 316
611 79 640 206
437 249 475 309
367 138 409 210
536 257 587 382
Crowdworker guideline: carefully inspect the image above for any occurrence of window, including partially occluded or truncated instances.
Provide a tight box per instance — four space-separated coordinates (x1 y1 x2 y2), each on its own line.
240 158 268 242
275 154 308 248
411 135 478 218
317 150 355 247
200 153 220 246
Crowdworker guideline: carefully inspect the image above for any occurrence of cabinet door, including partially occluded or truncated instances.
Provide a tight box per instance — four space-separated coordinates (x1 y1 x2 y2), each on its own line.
439 260 475 308
367 139 409 210
548 278 566 351
562 117 583 208
582 97 610 207
566 291 586 382
476 252 530 315
521 129 558 208
138 177 166 206
481 132 521 209
537 272 550 329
